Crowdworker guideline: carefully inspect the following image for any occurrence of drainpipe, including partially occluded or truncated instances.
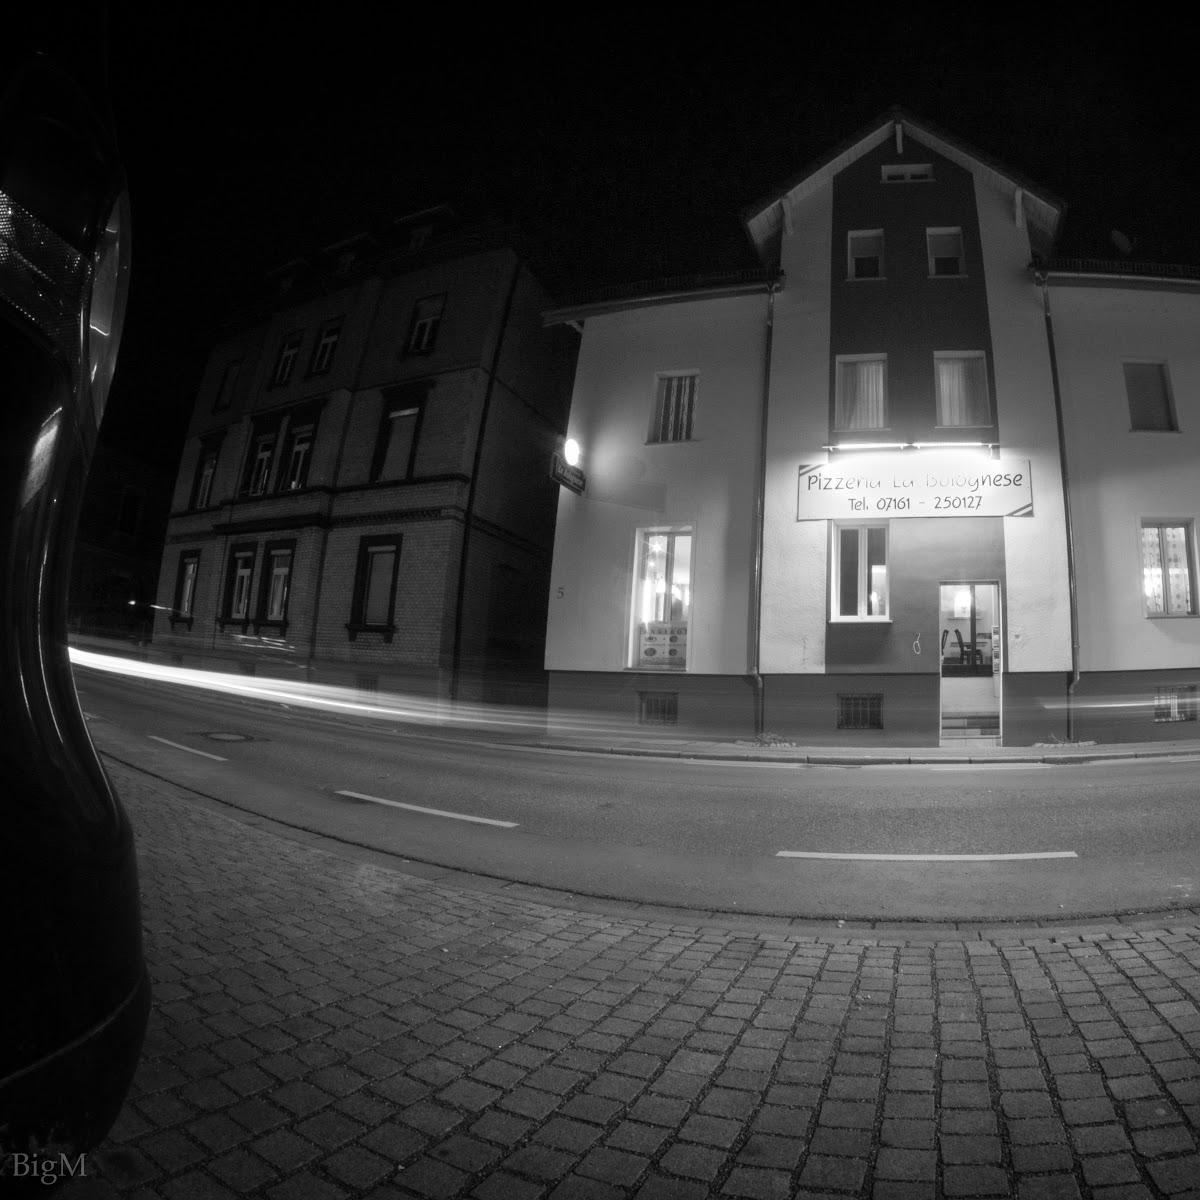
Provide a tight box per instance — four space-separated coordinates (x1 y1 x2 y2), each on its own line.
749 274 783 736
449 253 522 700
1036 266 1081 739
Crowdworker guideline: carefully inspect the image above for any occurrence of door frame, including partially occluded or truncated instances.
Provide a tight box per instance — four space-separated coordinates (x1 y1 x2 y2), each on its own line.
938 580 1002 741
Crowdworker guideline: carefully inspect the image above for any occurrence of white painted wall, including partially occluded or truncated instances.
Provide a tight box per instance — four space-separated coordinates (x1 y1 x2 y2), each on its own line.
545 295 766 674
975 179 1072 672
760 184 833 673
1051 283 1200 671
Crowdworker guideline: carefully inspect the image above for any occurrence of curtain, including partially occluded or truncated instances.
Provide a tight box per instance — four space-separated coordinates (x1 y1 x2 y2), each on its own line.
936 356 989 426
837 359 886 430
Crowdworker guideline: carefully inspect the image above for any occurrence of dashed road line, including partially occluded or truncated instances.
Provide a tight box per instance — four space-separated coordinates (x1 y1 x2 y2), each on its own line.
335 789 519 827
148 735 228 762
776 850 1078 862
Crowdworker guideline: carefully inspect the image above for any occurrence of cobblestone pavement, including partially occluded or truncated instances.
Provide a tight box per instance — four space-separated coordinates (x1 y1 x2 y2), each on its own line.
61 761 1200 1199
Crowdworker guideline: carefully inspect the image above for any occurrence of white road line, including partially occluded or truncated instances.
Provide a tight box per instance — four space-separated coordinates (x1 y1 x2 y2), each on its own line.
148 735 227 762
335 789 518 828
776 850 1078 861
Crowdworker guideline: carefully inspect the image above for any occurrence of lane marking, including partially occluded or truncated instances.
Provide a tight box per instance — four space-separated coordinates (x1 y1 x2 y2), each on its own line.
862 763 1051 771
776 850 1077 861
148 735 228 762
335 789 518 828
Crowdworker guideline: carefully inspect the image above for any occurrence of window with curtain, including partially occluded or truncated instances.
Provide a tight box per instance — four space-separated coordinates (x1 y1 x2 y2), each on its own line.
935 353 991 426
651 374 696 443
835 357 887 431
1142 522 1196 616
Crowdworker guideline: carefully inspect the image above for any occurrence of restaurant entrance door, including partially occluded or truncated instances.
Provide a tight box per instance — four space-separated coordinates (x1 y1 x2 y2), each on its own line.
939 582 1001 745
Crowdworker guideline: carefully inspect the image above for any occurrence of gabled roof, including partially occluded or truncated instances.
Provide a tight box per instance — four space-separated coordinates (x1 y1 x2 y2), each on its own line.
742 106 1066 261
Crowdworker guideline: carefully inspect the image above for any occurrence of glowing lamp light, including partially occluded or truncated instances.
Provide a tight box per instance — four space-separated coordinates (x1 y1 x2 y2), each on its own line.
563 437 581 467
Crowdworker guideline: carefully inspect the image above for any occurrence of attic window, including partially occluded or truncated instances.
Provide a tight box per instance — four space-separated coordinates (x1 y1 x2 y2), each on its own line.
882 163 933 183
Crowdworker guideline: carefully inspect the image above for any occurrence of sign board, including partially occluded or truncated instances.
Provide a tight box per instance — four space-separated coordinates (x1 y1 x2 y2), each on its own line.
550 453 586 495
797 454 1032 520
638 622 687 668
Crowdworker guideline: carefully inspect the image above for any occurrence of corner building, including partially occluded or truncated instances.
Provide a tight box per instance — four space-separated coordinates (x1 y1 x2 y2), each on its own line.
153 211 577 703
545 110 1185 746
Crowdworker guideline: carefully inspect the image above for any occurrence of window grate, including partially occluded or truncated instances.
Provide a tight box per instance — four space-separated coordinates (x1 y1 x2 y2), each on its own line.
837 693 883 730
638 692 678 726
357 674 379 696
1154 685 1197 723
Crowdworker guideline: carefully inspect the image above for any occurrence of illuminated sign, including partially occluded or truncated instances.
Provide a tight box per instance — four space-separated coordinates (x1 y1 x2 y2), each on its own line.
797 454 1033 520
550 453 586 495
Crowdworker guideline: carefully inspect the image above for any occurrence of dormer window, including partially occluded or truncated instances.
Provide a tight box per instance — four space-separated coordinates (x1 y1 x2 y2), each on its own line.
848 230 885 280
882 163 933 182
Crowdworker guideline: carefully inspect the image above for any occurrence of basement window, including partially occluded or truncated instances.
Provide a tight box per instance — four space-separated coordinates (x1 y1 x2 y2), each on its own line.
837 693 883 730
1154 685 1197 723
638 692 678 725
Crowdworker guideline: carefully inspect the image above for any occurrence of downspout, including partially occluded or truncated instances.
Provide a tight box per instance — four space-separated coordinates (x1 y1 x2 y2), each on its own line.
449 253 522 700
1036 267 1081 738
307 278 384 680
750 274 782 736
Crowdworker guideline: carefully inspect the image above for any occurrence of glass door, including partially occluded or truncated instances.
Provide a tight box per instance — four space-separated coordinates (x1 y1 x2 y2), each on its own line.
939 583 1001 743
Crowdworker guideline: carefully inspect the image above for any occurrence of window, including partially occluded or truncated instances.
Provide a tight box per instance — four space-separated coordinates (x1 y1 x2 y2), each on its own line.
406 294 445 354
634 529 691 669
650 373 697 443
833 524 888 620
638 692 678 725
246 432 276 495
270 332 302 386
374 399 423 481
259 541 294 625
927 228 964 276
935 352 991 426
882 163 932 182
835 356 888 431
213 360 240 412
348 536 401 640
1155 686 1198 723
848 230 884 280
191 440 220 509
173 552 199 623
281 423 313 489
1141 522 1196 616
223 544 256 623
309 321 341 376
1124 362 1176 431
837 693 884 729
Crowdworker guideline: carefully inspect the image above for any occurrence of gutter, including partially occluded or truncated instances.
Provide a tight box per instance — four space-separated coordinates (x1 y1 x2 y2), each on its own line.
1035 267 1081 738
750 274 783 736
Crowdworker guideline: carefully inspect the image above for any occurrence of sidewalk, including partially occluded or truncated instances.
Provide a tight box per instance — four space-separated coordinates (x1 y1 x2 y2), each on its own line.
60 758 1200 1199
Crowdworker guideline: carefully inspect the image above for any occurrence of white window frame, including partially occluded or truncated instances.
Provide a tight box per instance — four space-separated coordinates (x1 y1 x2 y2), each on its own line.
927 227 965 277
934 351 992 428
650 372 697 443
265 549 292 622
230 551 255 620
1140 520 1197 617
177 554 198 618
1123 361 1177 432
831 523 890 622
847 230 885 280
407 294 445 354
248 436 275 496
283 425 313 490
309 322 341 375
194 451 216 508
271 333 302 386
834 354 889 432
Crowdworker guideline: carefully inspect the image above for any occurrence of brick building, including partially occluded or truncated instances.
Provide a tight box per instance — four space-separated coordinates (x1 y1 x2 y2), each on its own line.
152 209 578 703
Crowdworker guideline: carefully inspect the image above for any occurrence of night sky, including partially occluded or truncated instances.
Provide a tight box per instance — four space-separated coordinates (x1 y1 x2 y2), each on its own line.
88 8 1197 456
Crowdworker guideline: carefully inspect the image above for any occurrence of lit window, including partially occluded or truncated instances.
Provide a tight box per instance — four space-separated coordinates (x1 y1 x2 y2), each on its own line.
1124 362 1176 431
882 163 932 182
835 356 888 431
225 546 256 622
1141 522 1196 616
833 525 888 620
348 537 401 639
263 545 293 623
309 322 341 376
282 423 313 489
927 228 964 276
650 374 696 443
634 529 691 669
271 333 302 386
406 294 445 354
848 230 884 279
175 553 199 619
935 352 991 426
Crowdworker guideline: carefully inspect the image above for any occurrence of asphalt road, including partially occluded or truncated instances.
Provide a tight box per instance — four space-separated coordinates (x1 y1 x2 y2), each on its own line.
74 665 1200 923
